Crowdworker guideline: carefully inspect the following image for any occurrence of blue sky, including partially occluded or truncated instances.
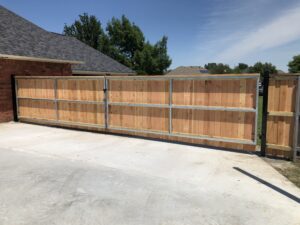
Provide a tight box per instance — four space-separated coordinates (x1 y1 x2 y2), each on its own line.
1 0 300 71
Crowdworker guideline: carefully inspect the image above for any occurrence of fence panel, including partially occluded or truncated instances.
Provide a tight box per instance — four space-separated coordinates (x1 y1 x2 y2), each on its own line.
266 74 300 159
15 75 259 152
16 76 105 129
105 75 258 151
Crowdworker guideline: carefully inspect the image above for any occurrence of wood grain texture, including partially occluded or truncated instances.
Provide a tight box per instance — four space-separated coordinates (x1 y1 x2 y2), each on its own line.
18 99 56 120
16 76 258 152
58 102 104 125
171 109 254 140
108 80 169 104
109 105 169 132
172 79 256 108
17 79 55 99
57 79 104 101
266 77 297 159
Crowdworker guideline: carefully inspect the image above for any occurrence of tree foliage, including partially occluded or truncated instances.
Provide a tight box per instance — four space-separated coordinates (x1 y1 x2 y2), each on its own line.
64 14 171 75
204 63 232 74
134 37 171 74
204 62 277 76
233 63 249 73
288 55 300 73
63 13 105 50
248 62 277 75
106 16 144 67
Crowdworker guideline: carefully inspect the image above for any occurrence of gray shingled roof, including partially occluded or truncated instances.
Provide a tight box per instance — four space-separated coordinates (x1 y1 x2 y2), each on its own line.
0 5 134 74
166 66 208 75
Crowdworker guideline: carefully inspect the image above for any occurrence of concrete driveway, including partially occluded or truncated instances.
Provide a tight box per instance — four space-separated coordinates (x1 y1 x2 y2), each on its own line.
0 122 299 225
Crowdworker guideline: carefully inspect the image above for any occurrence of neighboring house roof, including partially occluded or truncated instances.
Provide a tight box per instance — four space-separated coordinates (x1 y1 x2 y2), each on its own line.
166 66 208 75
0 5 134 75
277 70 286 74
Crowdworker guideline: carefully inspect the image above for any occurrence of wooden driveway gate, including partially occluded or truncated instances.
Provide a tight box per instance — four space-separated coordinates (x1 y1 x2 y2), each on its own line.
14 74 259 151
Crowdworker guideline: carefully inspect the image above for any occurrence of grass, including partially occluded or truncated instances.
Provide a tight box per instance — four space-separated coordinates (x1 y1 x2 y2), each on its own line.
266 159 300 188
276 162 300 188
258 95 300 188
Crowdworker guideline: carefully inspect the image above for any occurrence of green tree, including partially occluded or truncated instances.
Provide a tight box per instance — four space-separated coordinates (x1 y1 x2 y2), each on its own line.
288 55 300 73
248 62 277 75
63 13 106 50
204 63 232 74
233 63 249 73
134 43 155 74
64 14 172 75
133 37 172 74
247 62 277 83
106 15 145 68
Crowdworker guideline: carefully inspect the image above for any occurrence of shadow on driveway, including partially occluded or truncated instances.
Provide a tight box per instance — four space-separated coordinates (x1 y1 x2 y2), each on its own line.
233 167 300 204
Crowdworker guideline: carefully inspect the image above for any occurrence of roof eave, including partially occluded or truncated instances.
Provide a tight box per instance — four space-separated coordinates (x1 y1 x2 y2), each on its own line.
72 70 136 76
0 54 84 64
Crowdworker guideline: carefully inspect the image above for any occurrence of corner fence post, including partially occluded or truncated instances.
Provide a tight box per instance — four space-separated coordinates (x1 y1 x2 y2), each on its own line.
293 76 300 161
261 71 270 157
254 76 259 144
11 74 18 122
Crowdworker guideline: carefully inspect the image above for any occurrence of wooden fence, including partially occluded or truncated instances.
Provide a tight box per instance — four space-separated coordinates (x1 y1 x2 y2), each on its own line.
265 74 300 160
15 75 259 152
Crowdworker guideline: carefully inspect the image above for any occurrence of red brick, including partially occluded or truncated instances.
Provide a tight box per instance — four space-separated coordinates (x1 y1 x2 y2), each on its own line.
0 59 72 122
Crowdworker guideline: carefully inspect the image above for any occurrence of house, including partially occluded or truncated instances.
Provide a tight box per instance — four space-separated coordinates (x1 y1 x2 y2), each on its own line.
277 70 286 74
166 66 208 75
0 5 134 122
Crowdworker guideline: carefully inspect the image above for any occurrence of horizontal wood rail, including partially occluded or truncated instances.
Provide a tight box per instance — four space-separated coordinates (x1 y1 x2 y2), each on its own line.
268 111 294 117
266 144 292 152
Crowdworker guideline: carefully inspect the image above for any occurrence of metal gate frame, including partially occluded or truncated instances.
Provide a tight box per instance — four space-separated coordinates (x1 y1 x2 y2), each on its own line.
15 75 259 146
105 75 259 145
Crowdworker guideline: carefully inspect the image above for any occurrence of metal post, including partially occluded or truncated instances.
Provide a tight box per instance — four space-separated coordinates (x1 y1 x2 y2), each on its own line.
54 78 59 121
169 79 173 134
254 77 259 144
261 71 270 157
104 77 109 129
11 75 19 121
293 76 300 161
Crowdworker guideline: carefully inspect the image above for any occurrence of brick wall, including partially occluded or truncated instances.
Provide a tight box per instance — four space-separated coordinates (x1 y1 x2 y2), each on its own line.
0 59 72 122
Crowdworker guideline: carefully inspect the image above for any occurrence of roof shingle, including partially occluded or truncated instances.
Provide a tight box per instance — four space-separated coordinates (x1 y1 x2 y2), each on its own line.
0 5 134 74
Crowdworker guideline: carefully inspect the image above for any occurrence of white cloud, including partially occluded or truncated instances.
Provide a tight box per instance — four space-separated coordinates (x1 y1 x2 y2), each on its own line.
216 4 300 62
